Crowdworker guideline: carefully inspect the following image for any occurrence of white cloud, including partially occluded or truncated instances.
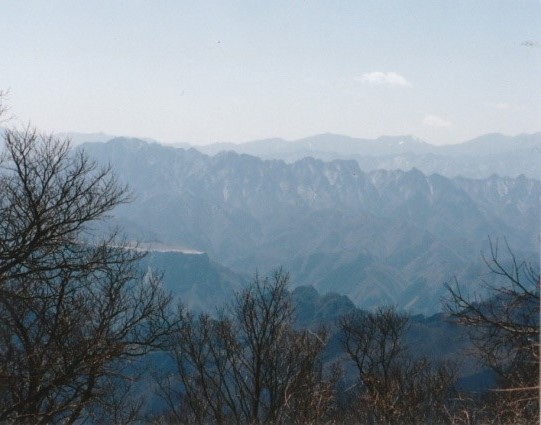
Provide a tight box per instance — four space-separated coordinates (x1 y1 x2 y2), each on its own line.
484 101 528 112
488 102 512 110
423 115 451 128
355 72 411 87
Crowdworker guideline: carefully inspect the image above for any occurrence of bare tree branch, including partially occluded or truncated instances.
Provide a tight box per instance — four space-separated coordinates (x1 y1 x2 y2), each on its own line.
444 238 540 423
0 122 175 423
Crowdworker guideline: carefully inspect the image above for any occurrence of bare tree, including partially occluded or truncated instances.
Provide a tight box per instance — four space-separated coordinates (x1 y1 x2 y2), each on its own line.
156 269 336 424
339 307 409 388
445 239 540 423
339 306 456 424
0 126 174 423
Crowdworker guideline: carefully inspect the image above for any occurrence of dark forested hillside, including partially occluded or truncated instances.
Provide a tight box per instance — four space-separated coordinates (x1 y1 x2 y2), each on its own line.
139 250 247 312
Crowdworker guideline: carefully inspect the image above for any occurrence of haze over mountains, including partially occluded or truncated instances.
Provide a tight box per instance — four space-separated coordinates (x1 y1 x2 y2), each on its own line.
58 130 541 178
80 136 540 314
185 132 541 179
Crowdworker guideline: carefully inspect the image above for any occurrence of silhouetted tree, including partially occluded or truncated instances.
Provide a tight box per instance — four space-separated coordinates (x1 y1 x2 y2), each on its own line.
445 239 540 423
156 269 336 424
0 125 174 423
339 306 456 424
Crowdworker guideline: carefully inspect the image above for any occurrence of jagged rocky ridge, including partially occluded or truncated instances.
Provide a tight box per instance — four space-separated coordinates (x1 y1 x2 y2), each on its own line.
81 139 540 314
188 132 541 179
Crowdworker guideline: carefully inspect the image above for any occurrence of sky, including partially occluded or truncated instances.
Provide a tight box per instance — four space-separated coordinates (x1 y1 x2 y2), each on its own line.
1 0 540 146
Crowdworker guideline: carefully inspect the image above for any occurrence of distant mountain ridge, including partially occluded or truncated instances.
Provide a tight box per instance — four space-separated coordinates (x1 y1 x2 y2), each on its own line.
55 131 160 146
187 132 541 179
80 139 540 314
191 133 434 157
59 130 541 178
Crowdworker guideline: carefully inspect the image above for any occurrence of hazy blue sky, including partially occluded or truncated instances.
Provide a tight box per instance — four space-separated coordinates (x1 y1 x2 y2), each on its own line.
1 1 540 145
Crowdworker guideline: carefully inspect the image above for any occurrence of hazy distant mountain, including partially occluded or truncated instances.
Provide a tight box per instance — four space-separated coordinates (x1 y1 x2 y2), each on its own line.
55 132 117 145
8 126 540 178
61 130 541 178
81 139 540 314
188 132 541 179
440 132 541 155
193 134 433 157
56 131 162 146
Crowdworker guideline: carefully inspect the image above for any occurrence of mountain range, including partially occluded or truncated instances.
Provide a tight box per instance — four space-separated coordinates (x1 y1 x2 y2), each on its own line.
187 132 541 179
81 138 540 314
51 130 541 178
